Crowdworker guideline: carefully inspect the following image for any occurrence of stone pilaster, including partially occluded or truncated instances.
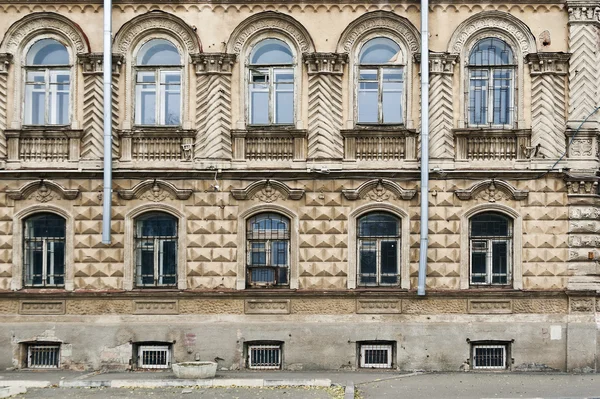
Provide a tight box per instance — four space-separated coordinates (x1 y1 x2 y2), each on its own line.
526 53 570 159
192 53 236 162
304 52 347 161
0 53 12 166
428 53 458 165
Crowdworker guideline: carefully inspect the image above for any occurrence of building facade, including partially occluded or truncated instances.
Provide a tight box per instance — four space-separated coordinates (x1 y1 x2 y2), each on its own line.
0 0 599 372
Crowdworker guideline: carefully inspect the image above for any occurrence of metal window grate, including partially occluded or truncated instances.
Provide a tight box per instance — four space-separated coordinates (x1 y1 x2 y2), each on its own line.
138 345 171 369
248 344 282 370
472 344 506 369
360 344 392 369
28 344 60 369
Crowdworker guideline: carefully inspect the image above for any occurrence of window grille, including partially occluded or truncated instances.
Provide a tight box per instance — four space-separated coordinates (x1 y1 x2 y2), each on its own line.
246 213 290 287
469 212 512 286
28 344 60 369
248 344 282 370
138 345 171 369
472 344 507 369
357 212 400 287
134 212 178 287
360 344 393 369
23 213 66 287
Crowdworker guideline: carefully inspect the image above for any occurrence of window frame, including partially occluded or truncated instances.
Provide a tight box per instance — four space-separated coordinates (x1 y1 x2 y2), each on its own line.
468 211 513 287
22 38 72 127
22 213 67 288
356 212 401 287
356 37 405 125
246 38 296 127
245 212 291 288
133 211 179 288
133 39 183 127
466 38 516 128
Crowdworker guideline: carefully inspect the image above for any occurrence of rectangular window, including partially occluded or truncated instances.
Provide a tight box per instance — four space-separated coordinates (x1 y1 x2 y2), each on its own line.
137 345 171 369
28 344 60 369
472 344 507 370
249 68 294 125
135 70 181 126
470 239 510 285
25 69 70 125
358 239 399 286
359 343 393 369
248 344 282 370
468 68 513 126
358 67 403 124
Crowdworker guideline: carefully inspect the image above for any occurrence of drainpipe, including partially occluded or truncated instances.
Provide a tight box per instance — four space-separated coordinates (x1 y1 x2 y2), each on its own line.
417 0 429 296
101 0 113 244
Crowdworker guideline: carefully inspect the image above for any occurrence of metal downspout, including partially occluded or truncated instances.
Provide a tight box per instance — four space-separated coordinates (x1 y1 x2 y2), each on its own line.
102 0 112 244
417 0 429 295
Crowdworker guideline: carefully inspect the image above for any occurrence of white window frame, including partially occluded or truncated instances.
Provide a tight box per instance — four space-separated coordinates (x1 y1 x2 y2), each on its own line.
357 65 404 125
467 65 515 128
248 66 294 126
359 344 393 369
137 345 171 369
247 344 282 370
471 344 507 370
135 68 182 126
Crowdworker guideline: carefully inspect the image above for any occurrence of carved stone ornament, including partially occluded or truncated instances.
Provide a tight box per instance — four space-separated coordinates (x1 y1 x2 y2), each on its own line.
567 4 600 22
113 11 201 55
192 53 236 75
78 53 124 75
570 297 595 313
447 11 537 56
342 179 417 201
231 179 305 201
226 12 315 55
570 138 594 157
0 53 12 73
118 179 193 201
337 11 420 54
303 53 348 75
7 180 79 201
526 53 571 75
427 52 459 74
455 179 528 201
566 180 599 195
0 13 89 54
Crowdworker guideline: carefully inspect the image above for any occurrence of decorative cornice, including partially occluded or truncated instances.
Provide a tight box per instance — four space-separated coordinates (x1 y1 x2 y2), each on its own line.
455 179 529 201
118 179 193 201
342 179 417 201
7 180 79 201
0 12 90 54
0 53 12 73
78 53 124 75
303 53 348 75
226 12 315 55
566 1 600 22
526 52 570 75
419 52 459 74
192 53 236 75
337 11 420 54
231 179 305 201
113 10 201 55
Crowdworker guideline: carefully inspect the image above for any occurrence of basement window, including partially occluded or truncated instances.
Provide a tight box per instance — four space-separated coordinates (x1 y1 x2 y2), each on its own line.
471 343 509 370
247 342 282 370
27 344 60 369
358 342 394 369
135 343 172 369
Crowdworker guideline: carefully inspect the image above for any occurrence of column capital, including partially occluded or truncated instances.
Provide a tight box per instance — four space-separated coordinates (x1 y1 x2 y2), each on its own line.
192 53 236 75
303 52 347 75
0 53 12 74
567 1 600 23
526 52 570 75
78 53 124 75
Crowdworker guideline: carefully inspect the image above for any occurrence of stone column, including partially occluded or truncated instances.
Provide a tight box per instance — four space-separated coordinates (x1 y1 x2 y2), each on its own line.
192 53 236 163
0 53 12 167
428 53 458 167
304 53 347 161
78 53 123 165
526 53 570 159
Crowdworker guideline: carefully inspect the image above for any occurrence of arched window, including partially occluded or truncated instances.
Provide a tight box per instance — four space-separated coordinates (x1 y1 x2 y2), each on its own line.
357 37 403 124
469 212 512 285
24 39 70 125
134 212 178 287
357 212 400 286
467 38 514 127
23 213 66 287
135 39 182 126
246 213 290 287
248 39 294 125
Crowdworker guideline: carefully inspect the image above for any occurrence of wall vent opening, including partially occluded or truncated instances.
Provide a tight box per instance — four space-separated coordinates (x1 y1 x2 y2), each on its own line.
27 344 60 369
358 341 394 369
471 343 509 370
134 343 172 369
246 342 282 370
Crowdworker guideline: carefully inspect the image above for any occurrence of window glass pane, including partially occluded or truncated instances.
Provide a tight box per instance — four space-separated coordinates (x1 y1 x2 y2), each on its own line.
359 37 401 64
469 70 488 125
359 69 377 81
493 69 512 125
137 39 180 66
278 267 288 285
160 240 177 285
358 213 399 237
164 91 180 125
358 83 378 123
271 241 288 266
140 241 155 285
380 241 398 275
27 39 69 65
471 213 510 237
30 242 44 286
250 242 266 265
139 89 156 125
251 268 275 283
492 241 508 284
49 241 65 285
251 91 269 124
275 89 293 124
250 39 293 65
137 213 177 237
359 240 377 284
471 251 487 275
469 38 514 66
25 214 66 238
382 86 402 124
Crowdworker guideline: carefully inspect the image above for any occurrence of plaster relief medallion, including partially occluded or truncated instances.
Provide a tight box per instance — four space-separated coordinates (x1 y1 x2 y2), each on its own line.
475 181 507 202
362 181 396 202
570 139 593 157
251 182 283 203
570 298 594 313
139 184 173 202
30 184 56 203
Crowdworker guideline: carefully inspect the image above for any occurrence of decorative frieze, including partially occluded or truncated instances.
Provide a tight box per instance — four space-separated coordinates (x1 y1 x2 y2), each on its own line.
569 297 595 313
429 53 458 160
245 299 290 314
566 180 599 195
304 53 347 161
468 300 512 314
356 299 401 314
133 300 179 315
20 300 66 315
